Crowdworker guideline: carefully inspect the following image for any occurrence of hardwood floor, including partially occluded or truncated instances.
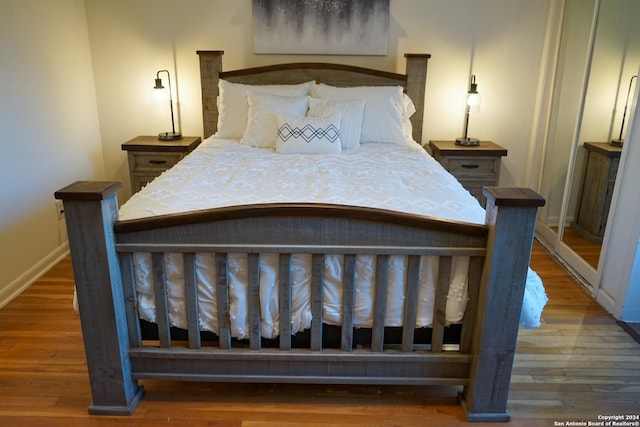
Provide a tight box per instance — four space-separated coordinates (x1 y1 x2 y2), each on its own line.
561 227 602 269
0 242 639 426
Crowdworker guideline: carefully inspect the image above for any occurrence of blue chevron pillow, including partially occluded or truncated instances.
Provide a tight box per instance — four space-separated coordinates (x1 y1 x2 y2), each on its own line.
276 113 342 154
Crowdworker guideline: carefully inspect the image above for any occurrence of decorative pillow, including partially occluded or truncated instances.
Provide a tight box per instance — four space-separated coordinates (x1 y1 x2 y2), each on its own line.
276 113 342 154
216 79 314 139
240 93 309 148
310 83 406 144
307 98 364 150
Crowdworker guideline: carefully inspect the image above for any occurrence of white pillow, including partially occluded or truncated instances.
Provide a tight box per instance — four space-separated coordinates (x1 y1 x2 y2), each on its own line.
307 98 364 150
276 113 342 154
216 79 314 139
241 93 309 148
401 93 417 141
310 83 406 144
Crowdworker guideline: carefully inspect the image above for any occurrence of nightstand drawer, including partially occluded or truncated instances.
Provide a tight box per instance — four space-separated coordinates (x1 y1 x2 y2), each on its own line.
445 157 499 177
131 152 182 171
428 140 507 208
122 135 202 194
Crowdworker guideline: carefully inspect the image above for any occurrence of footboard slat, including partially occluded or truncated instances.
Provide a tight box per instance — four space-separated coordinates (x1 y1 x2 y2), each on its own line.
120 252 141 348
402 255 421 352
432 256 453 352
279 254 292 350
459 256 483 353
56 180 545 420
215 253 231 349
183 253 201 349
371 255 389 352
341 254 356 352
248 253 261 350
152 253 171 348
310 254 324 351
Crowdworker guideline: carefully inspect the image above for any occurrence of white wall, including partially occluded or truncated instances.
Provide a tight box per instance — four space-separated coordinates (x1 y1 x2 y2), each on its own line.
0 0 104 305
84 0 553 202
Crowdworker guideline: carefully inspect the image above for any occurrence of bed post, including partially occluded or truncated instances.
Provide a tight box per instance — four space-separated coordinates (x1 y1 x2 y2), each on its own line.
459 187 545 422
54 181 144 415
197 50 224 139
404 53 430 144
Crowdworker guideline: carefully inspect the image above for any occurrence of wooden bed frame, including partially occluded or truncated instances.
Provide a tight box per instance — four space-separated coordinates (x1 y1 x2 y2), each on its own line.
55 51 544 422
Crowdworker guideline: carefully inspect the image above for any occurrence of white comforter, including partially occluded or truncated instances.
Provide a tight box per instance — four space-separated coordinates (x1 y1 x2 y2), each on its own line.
119 137 547 338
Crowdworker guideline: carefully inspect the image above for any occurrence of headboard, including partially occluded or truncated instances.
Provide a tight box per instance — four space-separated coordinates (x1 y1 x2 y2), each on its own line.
196 50 430 142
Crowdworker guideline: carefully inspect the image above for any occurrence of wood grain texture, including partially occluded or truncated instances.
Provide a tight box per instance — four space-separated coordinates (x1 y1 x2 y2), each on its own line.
54 178 540 420
1 245 639 426
196 51 429 142
572 143 621 243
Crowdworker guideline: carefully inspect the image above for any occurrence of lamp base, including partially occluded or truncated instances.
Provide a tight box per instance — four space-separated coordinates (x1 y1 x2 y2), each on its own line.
158 132 182 141
455 137 480 146
610 139 624 147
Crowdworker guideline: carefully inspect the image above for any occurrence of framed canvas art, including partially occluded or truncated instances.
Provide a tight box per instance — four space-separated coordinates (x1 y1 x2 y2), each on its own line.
253 0 389 55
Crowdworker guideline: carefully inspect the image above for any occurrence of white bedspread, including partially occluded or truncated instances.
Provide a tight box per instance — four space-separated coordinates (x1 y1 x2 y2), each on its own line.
119 137 547 338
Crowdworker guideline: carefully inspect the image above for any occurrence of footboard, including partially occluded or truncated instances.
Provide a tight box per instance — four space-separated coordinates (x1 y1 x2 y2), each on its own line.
55 182 543 421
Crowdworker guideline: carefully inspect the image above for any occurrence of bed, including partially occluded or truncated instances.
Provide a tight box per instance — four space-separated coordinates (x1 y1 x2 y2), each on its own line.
55 50 546 422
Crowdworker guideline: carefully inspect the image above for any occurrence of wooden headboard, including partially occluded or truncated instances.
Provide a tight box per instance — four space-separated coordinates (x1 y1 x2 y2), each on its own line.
197 50 430 142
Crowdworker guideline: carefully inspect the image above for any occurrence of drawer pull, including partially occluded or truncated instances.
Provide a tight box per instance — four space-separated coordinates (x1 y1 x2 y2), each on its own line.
461 164 479 169
149 160 167 165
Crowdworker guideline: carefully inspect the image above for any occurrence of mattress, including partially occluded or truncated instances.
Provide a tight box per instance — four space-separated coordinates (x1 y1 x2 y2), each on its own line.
118 137 547 338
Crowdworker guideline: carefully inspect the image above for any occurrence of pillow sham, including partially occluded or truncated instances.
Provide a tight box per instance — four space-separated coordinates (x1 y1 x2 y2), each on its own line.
307 98 364 150
276 113 342 154
401 93 417 140
310 83 406 144
216 79 314 139
240 92 309 148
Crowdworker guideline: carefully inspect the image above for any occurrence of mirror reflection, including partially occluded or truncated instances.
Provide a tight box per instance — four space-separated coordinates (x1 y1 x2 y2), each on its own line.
562 0 640 269
538 0 596 251
538 0 640 277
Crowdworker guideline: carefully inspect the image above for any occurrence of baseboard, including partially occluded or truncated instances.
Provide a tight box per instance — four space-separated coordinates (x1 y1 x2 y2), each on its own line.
595 287 616 315
618 321 640 345
0 243 70 310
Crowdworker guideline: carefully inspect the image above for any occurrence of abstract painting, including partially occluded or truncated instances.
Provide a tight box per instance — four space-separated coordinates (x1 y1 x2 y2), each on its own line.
253 0 389 55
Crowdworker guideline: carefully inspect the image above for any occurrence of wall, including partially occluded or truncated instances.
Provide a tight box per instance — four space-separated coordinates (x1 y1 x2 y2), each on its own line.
84 0 553 203
0 0 104 306
580 0 640 143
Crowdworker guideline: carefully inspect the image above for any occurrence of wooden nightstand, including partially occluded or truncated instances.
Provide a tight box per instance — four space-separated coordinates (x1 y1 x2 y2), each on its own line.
428 140 507 207
571 142 622 243
122 135 202 193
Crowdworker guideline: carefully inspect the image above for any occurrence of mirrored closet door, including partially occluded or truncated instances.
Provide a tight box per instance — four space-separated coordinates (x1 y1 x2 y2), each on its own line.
536 0 640 289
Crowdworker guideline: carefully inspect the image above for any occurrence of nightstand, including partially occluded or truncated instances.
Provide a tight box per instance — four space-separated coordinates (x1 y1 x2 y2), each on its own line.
122 135 202 193
571 142 622 243
428 140 507 207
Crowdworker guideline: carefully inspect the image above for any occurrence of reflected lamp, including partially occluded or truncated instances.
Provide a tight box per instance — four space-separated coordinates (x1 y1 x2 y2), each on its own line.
153 69 182 141
611 75 637 147
456 75 481 146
